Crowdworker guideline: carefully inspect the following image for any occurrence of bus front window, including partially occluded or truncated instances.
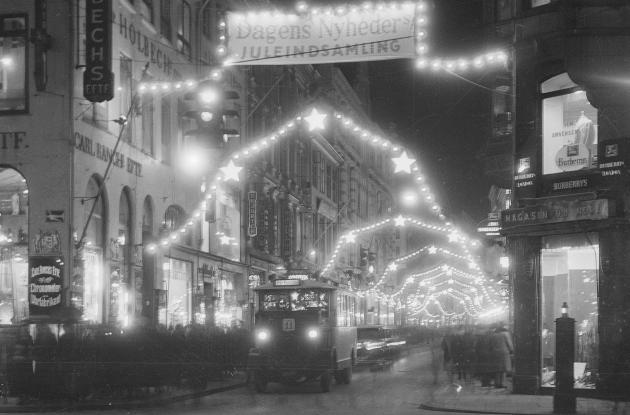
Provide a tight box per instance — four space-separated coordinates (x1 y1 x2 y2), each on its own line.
262 293 291 311
261 290 329 313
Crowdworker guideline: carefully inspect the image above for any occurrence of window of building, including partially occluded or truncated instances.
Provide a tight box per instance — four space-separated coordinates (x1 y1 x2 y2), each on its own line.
541 73 598 175
160 0 171 40
164 205 191 245
82 175 106 323
332 167 339 203
119 54 133 143
0 168 28 324
495 0 512 20
540 233 598 389
141 94 154 155
161 97 171 164
177 1 191 58
530 0 553 7
0 15 27 113
326 164 332 198
201 6 212 37
138 0 154 23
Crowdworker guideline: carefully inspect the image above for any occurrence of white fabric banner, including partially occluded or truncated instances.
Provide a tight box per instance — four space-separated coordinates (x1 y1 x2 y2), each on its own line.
226 6 417 65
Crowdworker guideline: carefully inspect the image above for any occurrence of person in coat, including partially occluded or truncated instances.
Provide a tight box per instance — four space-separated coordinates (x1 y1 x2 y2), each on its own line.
488 322 514 388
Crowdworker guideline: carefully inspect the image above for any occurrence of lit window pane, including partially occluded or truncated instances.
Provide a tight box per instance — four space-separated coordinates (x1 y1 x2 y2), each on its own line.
0 26 27 112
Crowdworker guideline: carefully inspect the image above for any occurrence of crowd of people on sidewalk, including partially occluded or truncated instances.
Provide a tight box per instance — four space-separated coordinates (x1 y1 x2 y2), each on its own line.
433 322 514 389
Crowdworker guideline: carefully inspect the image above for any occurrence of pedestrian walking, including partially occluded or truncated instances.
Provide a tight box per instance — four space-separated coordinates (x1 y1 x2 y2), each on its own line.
460 327 476 384
441 332 455 384
474 326 494 387
488 322 513 388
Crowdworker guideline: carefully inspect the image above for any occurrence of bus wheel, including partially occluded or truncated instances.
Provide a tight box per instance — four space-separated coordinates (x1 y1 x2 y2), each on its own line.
254 371 268 393
320 372 331 392
341 366 352 384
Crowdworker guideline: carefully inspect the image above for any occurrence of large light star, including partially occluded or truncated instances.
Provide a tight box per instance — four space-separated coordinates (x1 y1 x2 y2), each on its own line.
428 245 437 255
304 108 327 131
388 263 398 271
219 235 232 245
448 231 461 243
343 232 357 243
391 151 416 174
393 215 406 227
220 160 242 182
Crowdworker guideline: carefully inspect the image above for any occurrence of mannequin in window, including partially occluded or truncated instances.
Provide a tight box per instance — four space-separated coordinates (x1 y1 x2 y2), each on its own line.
574 111 595 147
11 192 19 215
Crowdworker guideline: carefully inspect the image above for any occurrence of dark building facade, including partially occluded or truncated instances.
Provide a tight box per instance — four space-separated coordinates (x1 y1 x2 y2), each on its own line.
484 0 630 396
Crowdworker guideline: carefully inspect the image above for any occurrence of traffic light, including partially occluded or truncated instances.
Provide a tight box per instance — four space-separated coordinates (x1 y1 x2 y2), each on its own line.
359 247 368 267
183 80 240 148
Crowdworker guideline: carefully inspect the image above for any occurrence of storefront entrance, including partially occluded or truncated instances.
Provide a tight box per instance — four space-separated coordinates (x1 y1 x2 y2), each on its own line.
540 233 599 389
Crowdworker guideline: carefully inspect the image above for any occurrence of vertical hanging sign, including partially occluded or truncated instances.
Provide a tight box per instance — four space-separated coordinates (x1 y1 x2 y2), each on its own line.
29 256 63 316
248 191 257 237
84 0 114 102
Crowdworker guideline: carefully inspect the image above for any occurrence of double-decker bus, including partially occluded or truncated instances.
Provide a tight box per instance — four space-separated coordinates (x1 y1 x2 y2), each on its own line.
247 278 358 392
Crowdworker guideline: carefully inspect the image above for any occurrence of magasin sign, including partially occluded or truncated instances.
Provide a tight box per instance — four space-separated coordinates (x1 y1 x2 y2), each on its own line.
84 0 114 102
501 198 610 228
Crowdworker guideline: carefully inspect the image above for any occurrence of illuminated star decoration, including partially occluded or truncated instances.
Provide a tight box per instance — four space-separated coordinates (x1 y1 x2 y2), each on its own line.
219 235 232 245
394 215 406 227
304 108 327 131
448 231 461 243
343 233 357 243
428 245 438 254
220 160 242 182
388 263 398 271
391 151 416 174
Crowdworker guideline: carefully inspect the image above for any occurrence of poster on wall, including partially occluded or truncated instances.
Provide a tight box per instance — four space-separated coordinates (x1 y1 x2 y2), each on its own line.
28 256 63 316
226 4 417 65
543 90 598 175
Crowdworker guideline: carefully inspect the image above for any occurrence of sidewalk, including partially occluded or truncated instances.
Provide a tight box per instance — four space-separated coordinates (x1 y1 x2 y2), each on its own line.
421 381 630 415
0 373 247 413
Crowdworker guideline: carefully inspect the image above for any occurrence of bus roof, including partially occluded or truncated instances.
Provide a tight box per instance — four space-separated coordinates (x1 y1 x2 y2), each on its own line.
254 279 337 291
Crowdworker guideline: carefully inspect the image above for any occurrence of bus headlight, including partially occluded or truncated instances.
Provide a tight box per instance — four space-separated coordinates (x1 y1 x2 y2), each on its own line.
307 328 319 339
256 329 270 341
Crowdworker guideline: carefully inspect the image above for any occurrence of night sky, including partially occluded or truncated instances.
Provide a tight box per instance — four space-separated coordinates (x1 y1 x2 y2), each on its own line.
366 0 493 227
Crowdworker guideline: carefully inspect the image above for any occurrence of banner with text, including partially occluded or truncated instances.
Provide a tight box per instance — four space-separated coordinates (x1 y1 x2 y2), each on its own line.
29 256 63 317
226 5 416 65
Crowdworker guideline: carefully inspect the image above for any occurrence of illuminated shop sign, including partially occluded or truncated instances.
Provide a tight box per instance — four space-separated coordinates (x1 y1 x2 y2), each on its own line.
84 0 114 102
226 5 416 65
274 279 301 286
543 90 598 175
543 177 591 194
598 139 628 179
29 256 63 315
514 156 536 188
501 198 610 228
248 191 257 237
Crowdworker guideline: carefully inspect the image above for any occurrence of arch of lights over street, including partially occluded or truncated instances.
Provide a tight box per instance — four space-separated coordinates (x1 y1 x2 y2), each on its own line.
137 0 510 321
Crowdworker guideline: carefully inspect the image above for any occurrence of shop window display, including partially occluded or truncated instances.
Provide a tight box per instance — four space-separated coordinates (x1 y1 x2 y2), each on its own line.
541 73 598 175
541 233 598 389
0 168 28 324
159 257 192 328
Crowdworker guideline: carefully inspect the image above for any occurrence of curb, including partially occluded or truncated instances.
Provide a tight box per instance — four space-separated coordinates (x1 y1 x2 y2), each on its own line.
419 403 515 415
0 382 248 413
